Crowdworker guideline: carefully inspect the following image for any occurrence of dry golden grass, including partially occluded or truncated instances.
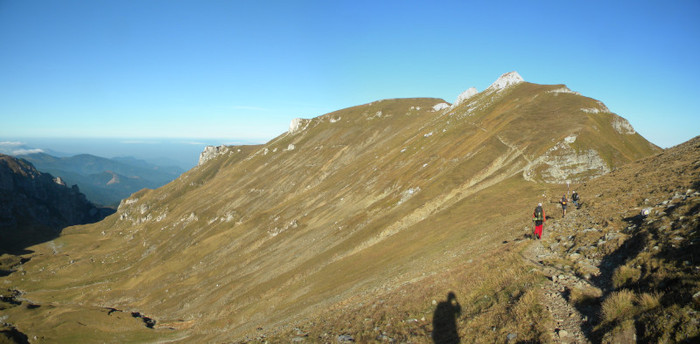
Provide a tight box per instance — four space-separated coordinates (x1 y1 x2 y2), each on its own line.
612 265 642 289
261 241 552 343
597 235 628 255
601 289 636 324
569 285 603 306
601 319 637 344
636 292 661 312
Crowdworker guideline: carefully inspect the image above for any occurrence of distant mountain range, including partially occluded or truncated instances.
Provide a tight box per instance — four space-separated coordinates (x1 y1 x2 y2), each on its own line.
0 154 114 255
17 153 185 207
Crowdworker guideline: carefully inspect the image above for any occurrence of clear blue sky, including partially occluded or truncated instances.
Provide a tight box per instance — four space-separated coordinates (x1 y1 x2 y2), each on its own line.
1 0 698 147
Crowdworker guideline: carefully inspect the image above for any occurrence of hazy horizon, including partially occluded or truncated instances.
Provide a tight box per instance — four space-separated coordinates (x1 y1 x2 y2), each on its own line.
0 136 269 170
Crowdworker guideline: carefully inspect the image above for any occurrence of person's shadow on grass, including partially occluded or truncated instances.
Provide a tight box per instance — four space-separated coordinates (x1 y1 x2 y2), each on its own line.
432 291 461 344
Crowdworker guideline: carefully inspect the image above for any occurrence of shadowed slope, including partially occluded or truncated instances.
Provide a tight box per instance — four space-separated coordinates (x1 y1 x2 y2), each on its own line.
0 154 114 255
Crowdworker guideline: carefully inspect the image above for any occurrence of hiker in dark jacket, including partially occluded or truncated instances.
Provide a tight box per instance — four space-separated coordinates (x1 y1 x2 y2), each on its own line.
532 203 545 239
572 191 580 208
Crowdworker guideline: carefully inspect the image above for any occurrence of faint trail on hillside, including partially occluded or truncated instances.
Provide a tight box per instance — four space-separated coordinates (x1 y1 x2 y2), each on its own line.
342 139 528 260
522 238 592 344
496 135 532 164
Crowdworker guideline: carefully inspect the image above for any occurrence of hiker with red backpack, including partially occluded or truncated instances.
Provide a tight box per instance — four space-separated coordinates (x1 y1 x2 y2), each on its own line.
532 203 545 239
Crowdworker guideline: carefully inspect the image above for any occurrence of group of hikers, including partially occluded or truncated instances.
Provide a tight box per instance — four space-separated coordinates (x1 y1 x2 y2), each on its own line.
531 190 580 240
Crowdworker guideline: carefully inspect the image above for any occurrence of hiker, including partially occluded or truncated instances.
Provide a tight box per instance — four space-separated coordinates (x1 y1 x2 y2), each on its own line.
572 190 580 208
532 203 545 239
560 194 568 217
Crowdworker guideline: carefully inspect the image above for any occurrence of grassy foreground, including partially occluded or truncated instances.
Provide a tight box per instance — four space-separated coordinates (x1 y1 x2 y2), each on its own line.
253 241 552 343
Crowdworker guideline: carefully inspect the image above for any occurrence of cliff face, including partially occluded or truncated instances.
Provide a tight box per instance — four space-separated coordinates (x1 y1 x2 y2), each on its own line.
0 154 114 253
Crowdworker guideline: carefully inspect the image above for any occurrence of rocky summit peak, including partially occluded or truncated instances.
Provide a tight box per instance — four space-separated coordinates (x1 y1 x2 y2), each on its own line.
452 87 479 108
487 71 524 91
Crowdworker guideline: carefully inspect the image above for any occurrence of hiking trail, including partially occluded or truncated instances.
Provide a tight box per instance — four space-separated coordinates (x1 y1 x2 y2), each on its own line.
521 220 593 344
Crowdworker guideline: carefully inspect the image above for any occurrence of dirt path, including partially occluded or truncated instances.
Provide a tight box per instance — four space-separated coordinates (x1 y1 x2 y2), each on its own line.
522 238 592 343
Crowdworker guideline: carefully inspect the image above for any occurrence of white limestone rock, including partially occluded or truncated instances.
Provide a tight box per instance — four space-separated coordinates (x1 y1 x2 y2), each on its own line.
289 118 311 134
524 139 611 184
548 86 581 95
581 108 602 114
581 100 612 114
118 197 139 211
432 102 450 111
452 87 478 108
611 115 636 135
486 71 524 92
198 145 229 166
289 118 303 133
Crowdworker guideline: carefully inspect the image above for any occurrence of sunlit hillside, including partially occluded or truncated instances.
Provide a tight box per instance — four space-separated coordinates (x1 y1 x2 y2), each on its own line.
1 72 673 343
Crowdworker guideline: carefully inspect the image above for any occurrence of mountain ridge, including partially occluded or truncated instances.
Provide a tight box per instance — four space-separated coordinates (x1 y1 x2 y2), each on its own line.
0 72 672 343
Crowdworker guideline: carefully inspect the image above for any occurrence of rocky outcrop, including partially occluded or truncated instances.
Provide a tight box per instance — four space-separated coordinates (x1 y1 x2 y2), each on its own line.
289 118 311 134
524 138 611 184
0 154 113 253
432 102 450 111
486 71 524 92
451 87 478 108
198 145 230 166
548 86 581 95
611 114 636 135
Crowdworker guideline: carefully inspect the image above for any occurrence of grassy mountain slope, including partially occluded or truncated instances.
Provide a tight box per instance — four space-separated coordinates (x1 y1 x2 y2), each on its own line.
0 77 665 342
258 136 698 343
